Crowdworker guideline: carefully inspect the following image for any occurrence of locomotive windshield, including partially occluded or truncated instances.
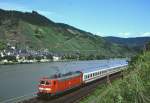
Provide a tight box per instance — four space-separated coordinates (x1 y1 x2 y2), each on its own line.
40 81 45 85
40 81 51 85
45 81 50 85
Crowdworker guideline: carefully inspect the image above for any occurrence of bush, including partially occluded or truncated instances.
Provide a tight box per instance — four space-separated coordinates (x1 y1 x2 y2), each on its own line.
46 54 53 60
145 42 150 51
3 55 17 62
35 56 43 62
26 55 34 60
0 56 2 61
0 41 6 50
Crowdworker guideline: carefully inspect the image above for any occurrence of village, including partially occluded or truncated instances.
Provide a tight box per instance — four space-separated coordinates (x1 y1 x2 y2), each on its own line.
0 44 61 64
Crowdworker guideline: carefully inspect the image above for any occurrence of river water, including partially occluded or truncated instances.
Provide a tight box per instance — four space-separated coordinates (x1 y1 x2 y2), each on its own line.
0 59 127 102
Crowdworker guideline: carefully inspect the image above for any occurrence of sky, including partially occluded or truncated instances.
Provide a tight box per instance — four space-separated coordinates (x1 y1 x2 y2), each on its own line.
0 0 150 38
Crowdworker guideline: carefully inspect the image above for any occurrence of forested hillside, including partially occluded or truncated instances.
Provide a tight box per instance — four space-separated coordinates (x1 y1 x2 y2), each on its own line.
0 9 135 58
104 36 150 51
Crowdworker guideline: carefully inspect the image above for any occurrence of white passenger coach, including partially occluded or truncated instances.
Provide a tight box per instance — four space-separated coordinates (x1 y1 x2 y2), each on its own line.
82 61 128 83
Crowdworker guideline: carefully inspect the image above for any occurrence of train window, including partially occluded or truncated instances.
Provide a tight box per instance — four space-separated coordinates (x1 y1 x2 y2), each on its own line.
88 75 90 78
46 81 50 85
40 81 45 85
90 74 92 77
84 75 87 79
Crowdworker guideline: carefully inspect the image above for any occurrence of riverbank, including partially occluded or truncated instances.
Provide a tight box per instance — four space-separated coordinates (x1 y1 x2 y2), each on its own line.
0 58 127 65
0 58 84 65
0 59 50 65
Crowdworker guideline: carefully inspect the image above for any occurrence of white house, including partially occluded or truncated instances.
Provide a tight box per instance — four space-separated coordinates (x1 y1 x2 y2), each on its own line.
0 52 4 57
11 46 16 50
53 56 61 61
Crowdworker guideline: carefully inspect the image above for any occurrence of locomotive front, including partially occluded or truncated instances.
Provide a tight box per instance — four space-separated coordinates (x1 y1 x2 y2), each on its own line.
37 77 56 96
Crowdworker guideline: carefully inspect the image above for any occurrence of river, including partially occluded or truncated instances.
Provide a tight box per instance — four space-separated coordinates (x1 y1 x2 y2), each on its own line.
0 59 127 102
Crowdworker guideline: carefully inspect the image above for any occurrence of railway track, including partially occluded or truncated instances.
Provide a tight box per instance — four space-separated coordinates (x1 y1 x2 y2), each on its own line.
20 72 122 103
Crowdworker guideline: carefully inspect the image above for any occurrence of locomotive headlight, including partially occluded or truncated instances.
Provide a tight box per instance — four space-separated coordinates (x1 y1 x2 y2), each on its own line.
45 88 51 91
39 87 51 91
39 87 44 90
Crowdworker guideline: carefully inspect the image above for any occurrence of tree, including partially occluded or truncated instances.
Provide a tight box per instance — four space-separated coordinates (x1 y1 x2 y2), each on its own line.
145 41 150 51
0 41 6 50
3 55 17 62
26 55 34 60
46 54 53 60
35 56 43 62
0 56 2 61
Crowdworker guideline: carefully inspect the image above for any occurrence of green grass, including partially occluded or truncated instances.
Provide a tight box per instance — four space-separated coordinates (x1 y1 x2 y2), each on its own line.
80 51 150 103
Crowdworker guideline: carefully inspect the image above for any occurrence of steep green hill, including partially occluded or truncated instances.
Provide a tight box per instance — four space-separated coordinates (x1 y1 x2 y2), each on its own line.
80 50 150 103
0 9 134 57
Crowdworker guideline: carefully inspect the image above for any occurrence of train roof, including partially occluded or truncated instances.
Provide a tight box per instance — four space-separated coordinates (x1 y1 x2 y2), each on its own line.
82 61 128 74
44 71 82 80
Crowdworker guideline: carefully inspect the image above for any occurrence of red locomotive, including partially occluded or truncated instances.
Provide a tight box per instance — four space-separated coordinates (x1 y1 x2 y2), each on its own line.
37 63 128 97
37 71 83 96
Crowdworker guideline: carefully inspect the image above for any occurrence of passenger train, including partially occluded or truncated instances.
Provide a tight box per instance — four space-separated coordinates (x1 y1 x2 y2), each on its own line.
37 62 128 97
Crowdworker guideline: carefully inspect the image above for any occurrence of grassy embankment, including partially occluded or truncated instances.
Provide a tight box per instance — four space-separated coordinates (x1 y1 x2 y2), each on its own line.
80 51 150 103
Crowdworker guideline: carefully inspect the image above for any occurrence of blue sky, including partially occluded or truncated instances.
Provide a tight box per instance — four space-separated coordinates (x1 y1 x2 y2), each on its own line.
0 0 150 37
